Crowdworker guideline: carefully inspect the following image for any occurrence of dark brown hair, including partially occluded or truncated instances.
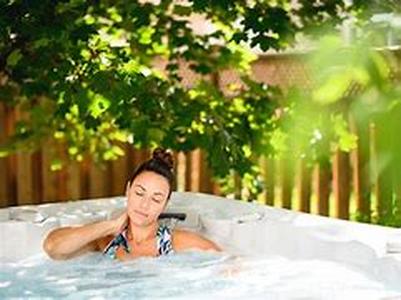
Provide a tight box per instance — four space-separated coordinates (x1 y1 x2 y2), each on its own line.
128 148 175 199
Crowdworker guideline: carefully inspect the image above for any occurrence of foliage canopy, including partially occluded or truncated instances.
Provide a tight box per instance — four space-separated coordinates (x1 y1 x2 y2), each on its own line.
0 0 399 202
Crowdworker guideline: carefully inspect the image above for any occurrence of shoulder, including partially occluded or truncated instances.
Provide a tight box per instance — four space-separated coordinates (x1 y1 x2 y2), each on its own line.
172 229 221 252
95 235 114 251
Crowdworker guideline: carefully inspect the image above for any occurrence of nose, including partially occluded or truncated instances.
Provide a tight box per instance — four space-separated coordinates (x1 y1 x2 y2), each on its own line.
139 196 151 210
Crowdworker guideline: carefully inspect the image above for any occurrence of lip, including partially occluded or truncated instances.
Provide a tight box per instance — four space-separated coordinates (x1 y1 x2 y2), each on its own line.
133 210 148 218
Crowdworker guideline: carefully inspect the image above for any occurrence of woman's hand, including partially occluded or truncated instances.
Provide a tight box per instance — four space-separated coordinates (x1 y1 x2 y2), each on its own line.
43 211 129 260
110 211 129 235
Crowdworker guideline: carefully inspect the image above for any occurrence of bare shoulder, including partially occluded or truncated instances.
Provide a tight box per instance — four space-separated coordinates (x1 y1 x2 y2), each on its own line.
95 235 114 251
172 229 221 252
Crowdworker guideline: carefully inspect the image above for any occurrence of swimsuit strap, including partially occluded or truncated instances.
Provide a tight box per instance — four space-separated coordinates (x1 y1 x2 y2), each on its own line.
103 224 174 259
157 224 174 255
103 227 130 259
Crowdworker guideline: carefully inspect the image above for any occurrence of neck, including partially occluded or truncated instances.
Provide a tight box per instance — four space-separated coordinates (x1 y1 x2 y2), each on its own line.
128 221 158 244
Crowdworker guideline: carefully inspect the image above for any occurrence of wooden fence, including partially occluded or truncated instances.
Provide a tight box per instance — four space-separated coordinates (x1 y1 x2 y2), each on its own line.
1 53 401 225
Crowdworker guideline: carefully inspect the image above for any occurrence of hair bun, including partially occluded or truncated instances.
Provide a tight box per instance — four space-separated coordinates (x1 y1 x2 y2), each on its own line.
152 148 174 169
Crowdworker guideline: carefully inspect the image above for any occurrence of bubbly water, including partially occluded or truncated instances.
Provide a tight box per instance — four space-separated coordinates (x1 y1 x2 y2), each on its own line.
1 251 400 299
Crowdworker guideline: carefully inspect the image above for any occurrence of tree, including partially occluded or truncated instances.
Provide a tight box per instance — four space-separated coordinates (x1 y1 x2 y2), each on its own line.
0 0 397 199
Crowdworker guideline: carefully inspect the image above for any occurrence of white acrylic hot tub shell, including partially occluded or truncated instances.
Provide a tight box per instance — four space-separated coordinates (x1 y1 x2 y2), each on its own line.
1 192 401 287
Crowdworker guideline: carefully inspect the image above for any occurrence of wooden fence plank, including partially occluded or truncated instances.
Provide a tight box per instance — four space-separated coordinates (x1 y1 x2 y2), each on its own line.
125 144 136 185
172 151 179 191
186 149 201 192
316 161 331 216
66 160 81 201
233 171 242 200
4 106 17 206
333 149 351 220
199 150 214 193
111 144 129 196
31 151 42 204
16 151 34 205
392 106 401 218
41 143 58 203
56 145 69 202
372 119 394 223
280 158 293 209
89 161 111 199
350 115 371 222
261 157 275 206
298 159 311 213
142 149 151 161
133 149 150 167
0 102 7 208
80 158 90 199
212 181 221 196
176 151 187 192
14 107 35 206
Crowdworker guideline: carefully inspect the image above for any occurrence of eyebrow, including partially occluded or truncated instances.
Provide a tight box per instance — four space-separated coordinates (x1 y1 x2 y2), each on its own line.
134 184 146 191
134 184 165 197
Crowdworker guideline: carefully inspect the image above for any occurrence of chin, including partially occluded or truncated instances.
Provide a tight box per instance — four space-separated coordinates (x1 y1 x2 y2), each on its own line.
130 216 152 227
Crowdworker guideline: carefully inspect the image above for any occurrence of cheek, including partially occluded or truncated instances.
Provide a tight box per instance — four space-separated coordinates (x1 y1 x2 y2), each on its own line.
148 203 164 217
127 195 140 212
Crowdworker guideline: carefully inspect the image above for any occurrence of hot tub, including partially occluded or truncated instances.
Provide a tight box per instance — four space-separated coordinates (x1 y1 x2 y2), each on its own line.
1 192 401 299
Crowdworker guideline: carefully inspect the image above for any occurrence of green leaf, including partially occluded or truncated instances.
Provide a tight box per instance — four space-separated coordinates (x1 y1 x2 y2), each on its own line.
138 26 155 45
50 159 63 171
173 5 192 16
333 115 357 152
312 72 352 104
89 93 111 118
7 50 22 67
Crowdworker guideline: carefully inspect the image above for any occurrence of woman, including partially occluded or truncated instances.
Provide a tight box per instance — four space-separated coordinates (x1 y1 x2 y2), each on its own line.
43 148 220 260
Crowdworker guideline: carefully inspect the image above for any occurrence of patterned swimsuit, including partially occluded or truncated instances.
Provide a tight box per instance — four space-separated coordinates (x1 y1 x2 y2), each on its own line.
103 224 174 259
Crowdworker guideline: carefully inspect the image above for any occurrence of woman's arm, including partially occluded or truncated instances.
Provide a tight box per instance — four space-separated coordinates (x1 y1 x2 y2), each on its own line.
172 229 221 252
43 212 127 260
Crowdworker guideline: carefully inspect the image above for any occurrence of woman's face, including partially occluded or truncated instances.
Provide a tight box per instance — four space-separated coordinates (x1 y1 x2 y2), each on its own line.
126 171 170 227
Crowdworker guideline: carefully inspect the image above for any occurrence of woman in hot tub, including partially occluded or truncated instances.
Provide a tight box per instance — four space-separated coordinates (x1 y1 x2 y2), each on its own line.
43 148 220 260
